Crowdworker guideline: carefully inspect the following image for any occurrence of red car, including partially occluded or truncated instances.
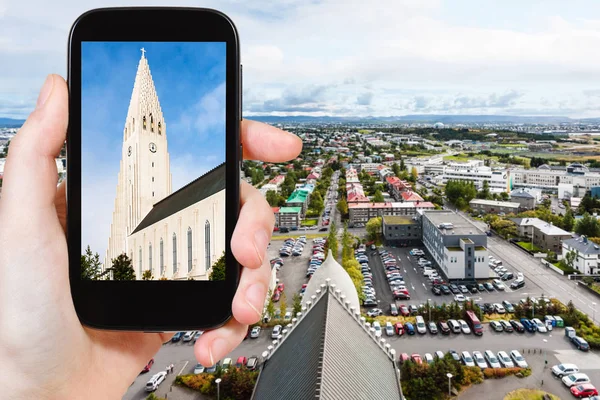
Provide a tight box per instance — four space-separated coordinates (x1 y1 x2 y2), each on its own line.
235 356 247 368
411 354 423 365
394 322 404 336
570 383 597 398
272 290 281 302
400 305 410 316
399 353 410 363
277 283 285 292
141 358 154 373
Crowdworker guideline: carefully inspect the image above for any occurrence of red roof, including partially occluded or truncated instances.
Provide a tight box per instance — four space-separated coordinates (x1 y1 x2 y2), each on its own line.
401 191 424 202
272 207 280 213
348 202 435 209
269 175 285 185
386 176 400 185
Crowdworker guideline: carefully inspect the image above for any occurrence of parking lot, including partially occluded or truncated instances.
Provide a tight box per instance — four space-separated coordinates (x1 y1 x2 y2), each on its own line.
363 245 550 316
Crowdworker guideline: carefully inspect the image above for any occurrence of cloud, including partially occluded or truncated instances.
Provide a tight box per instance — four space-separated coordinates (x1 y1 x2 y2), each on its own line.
452 90 523 109
356 92 373 105
170 81 225 141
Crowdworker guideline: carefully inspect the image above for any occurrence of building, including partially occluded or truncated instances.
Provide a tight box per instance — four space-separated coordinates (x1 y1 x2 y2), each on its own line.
386 176 412 201
510 188 538 210
533 222 572 253
105 51 223 280
382 216 421 246
259 183 279 195
268 174 285 187
562 236 600 275
346 167 360 183
510 163 600 195
348 201 435 225
276 207 302 228
346 182 370 203
420 210 489 280
251 251 403 400
286 189 311 214
469 199 520 215
442 163 508 193
400 191 424 202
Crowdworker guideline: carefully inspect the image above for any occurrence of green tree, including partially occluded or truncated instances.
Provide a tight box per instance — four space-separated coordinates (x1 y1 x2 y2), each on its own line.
477 180 491 200
81 245 104 280
445 180 477 209
2 139 10 157
563 208 575 232
142 270 154 280
411 166 418 182
209 252 226 281
265 289 275 320
399 158 406 171
279 291 287 320
265 190 280 207
565 249 578 270
366 217 382 241
575 212 600 237
108 253 136 281
292 293 302 316
373 189 385 203
336 198 349 218
392 162 401 177
309 190 324 212
327 221 338 259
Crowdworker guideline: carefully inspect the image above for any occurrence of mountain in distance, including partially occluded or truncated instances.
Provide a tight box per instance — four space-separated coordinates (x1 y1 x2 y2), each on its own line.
249 114 596 124
0 117 26 127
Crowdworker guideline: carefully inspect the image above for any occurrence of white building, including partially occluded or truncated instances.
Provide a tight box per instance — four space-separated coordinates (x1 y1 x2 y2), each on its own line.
511 163 600 195
420 210 489 280
442 162 508 193
562 236 600 275
104 50 224 280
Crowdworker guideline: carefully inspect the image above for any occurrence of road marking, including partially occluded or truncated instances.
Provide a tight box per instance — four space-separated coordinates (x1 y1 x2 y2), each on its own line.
178 361 189 376
411 285 415 290
404 269 407 273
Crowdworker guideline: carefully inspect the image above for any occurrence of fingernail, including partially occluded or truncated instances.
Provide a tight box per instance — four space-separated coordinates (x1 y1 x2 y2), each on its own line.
253 229 269 266
211 338 229 363
208 347 215 366
36 75 54 109
246 282 266 319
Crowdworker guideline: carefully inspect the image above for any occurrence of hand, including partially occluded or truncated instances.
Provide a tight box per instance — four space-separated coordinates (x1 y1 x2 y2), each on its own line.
0 74 302 399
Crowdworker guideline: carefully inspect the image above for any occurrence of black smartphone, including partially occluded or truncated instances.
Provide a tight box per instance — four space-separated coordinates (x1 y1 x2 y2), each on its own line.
67 7 241 331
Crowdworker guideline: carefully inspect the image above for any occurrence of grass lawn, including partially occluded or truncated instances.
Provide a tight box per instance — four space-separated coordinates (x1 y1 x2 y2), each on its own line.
517 241 541 252
443 155 470 162
553 262 578 274
301 219 318 226
504 389 560 400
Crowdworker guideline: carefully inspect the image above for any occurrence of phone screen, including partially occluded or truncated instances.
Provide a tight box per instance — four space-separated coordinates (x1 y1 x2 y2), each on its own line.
81 42 226 282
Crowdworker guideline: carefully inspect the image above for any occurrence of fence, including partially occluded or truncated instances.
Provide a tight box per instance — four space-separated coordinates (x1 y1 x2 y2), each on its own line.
541 259 565 276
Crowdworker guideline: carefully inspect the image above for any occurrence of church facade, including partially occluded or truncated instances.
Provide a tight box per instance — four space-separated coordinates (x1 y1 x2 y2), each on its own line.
104 50 225 280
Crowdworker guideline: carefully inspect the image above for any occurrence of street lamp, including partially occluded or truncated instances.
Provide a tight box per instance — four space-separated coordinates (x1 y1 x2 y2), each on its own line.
428 298 432 322
215 378 222 400
447 373 453 397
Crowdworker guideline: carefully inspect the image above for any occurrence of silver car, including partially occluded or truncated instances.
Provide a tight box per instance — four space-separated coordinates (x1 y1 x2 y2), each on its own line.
472 351 488 369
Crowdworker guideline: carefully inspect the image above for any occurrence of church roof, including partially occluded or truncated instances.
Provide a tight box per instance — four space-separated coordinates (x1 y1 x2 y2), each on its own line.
126 51 164 128
251 281 402 400
131 163 225 234
304 250 360 310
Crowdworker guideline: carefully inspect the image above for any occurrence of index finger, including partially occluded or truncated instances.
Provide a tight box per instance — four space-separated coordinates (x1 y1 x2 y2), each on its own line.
241 119 302 162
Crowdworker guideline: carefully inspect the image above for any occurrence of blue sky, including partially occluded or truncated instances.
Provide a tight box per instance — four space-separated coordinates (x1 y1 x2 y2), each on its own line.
2 0 600 119
80 41 225 254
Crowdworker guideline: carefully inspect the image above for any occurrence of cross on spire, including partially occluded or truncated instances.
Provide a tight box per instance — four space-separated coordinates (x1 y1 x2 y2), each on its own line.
140 47 146 57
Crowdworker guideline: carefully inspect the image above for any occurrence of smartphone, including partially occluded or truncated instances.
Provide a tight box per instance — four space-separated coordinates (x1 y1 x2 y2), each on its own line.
67 7 241 331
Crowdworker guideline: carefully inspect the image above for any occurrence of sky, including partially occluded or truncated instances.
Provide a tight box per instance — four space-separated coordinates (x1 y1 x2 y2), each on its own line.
2 0 600 119
81 41 225 256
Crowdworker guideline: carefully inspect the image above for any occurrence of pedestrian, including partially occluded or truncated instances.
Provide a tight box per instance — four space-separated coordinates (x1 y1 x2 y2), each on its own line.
170 364 174 373
166 366 170 374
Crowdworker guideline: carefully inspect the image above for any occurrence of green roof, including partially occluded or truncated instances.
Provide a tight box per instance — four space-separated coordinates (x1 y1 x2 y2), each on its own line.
382 216 416 225
446 247 463 252
279 207 302 214
287 190 309 203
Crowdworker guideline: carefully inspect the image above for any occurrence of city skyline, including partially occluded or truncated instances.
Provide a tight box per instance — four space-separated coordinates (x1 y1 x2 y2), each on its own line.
1 1 600 119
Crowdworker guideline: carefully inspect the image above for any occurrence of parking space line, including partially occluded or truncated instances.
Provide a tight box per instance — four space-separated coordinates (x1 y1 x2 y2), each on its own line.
178 361 189 376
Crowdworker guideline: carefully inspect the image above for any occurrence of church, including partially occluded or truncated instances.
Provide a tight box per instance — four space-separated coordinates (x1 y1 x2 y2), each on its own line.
103 50 225 280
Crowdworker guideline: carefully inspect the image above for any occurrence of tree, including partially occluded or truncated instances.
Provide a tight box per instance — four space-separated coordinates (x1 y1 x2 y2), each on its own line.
499 191 510 201
399 158 406 172
366 217 382 241
411 166 418 181
341 222 353 262
265 190 280 207
292 293 302 316
279 291 287 320
327 221 338 259
477 180 491 200
142 270 154 280
373 189 385 203
336 198 349 217
309 190 324 212
445 180 477 209
575 212 600 237
2 139 10 157
563 208 575 232
392 162 401 177
108 253 136 280
209 252 226 281
565 249 578 270
81 245 105 280
265 289 275 319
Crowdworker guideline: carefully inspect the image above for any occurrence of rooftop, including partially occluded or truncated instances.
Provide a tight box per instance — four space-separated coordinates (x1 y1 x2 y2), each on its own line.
423 210 484 236
469 199 521 208
564 237 600 255
279 207 302 214
382 215 417 225
348 201 435 209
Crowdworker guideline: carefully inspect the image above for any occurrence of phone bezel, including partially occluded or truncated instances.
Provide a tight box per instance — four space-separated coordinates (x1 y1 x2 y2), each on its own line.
67 7 241 331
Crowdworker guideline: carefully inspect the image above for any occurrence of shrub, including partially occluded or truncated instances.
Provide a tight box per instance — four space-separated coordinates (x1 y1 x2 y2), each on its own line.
461 366 483 385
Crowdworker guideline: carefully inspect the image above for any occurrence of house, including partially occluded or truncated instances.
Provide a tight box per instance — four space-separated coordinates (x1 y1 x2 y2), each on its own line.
510 217 571 252
469 199 520 215
400 191 424 202
276 207 302 228
562 236 600 275
348 201 435 225
510 188 538 210
382 215 421 246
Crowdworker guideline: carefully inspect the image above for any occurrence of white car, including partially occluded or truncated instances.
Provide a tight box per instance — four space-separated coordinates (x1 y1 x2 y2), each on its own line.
182 331 196 342
454 294 466 302
415 316 427 334
193 363 205 374
385 322 395 336
509 350 528 368
373 321 382 338
493 303 506 314
532 318 548 333
517 272 524 280
461 351 475 367
497 351 514 368
484 350 501 368
458 319 471 334
271 325 282 339
493 279 506 290
472 351 488 369
552 363 579 378
562 373 591 387
424 353 434 365
145 371 167 392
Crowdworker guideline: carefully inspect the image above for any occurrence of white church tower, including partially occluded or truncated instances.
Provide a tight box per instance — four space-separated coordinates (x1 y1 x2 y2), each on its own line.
104 49 172 269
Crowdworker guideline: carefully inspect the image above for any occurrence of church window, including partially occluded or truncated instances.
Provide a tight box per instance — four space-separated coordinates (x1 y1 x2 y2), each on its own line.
149 243 152 273
139 246 142 276
187 227 193 273
143 116 147 130
160 238 164 276
158 122 162 135
132 118 135 130
205 221 211 270
152 162 154 168
150 114 154 132
152 177 154 182
173 233 178 273
152 191 154 197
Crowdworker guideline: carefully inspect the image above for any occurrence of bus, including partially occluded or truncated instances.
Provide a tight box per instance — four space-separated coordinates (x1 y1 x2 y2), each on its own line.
465 310 483 336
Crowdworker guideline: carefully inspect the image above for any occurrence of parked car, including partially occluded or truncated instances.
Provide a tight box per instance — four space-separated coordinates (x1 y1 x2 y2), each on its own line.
570 383 598 398
472 351 488 369
415 316 427 334
571 336 590 351
182 331 196 342
483 282 495 291
510 320 525 333
484 350 501 368
142 359 154 373
390 303 399 316
193 363 206 374
246 356 259 371
461 351 475 367
404 322 415 335
394 322 404 336
493 303 506 314
411 354 423 364
458 319 471 334
399 353 410 363
447 319 461 333
424 353 435 365
509 350 528 368
502 300 515 313
235 356 247 369
250 326 261 338
499 320 514 332
145 371 167 392
520 318 536 332
511 279 525 289
552 363 580 378
385 322 395 336
489 321 503 332
448 350 460 362
271 325 282 339
434 351 445 361
428 321 438 334
399 305 410 316
497 351 514 368
563 373 591 388
367 308 383 317
171 331 184 342
531 318 547 333
438 321 451 334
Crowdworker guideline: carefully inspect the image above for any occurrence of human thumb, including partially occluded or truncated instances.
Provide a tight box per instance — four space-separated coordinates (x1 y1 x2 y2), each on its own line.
0 74 68 216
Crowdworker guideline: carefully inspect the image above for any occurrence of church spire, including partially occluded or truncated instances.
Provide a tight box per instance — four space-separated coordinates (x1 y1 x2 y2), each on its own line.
125 49 164 134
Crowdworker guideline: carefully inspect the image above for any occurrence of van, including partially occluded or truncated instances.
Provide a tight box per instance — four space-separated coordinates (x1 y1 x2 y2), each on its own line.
415 316 427 334
447 319 461 333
